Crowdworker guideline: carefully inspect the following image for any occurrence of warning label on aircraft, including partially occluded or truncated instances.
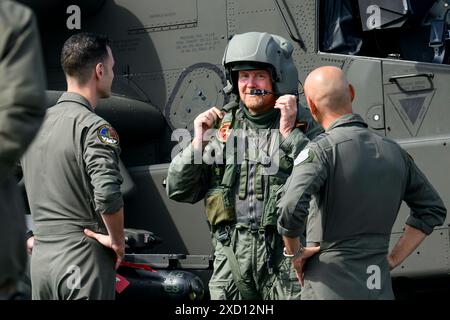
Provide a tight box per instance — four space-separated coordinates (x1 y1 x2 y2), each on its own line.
388 90 436 136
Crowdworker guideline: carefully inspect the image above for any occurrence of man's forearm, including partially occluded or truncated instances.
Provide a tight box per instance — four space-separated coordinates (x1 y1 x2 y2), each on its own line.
388 225 427 270
282 235 302 255
101 207 124 244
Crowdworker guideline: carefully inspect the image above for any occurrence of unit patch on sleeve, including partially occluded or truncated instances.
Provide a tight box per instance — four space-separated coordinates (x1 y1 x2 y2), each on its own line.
295 120 308 133
294 148 314 166
97 125 119 146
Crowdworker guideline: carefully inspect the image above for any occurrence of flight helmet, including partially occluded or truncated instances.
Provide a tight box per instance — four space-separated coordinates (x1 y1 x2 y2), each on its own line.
222 32 298 95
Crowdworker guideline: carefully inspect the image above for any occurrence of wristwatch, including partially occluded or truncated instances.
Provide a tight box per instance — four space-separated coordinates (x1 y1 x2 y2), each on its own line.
283 245 304 259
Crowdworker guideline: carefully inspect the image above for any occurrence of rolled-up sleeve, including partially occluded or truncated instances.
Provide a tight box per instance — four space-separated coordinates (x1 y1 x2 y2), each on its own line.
83 122 123 214
277 146 327 238
404 153 447 235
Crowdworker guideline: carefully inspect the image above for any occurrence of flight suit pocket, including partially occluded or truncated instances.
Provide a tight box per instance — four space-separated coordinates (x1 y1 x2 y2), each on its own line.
204 187 236 226
262 178 284 227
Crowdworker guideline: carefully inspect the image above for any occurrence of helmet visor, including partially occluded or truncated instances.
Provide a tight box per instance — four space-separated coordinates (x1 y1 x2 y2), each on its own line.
230 62 272 72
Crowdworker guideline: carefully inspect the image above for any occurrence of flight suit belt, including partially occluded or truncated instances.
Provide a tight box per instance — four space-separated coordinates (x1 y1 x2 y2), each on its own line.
235 223 263 233
33 221 106 236
214 223 264 241
319 234 390 251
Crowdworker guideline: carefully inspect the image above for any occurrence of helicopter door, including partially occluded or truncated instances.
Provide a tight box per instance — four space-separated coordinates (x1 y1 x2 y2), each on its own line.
383 61 449 140
344 57 385 134
383 60 450 277
125 163 213 255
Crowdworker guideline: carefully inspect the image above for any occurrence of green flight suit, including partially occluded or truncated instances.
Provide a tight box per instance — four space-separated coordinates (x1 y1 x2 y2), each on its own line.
277 113 447 300
21 92 123 300
167 102 322 300
0 0 46 297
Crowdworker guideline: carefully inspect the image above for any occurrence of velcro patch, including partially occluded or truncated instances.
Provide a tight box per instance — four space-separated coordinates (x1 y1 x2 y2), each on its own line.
295 120 308 133
294 148 314 166
97 125 119 146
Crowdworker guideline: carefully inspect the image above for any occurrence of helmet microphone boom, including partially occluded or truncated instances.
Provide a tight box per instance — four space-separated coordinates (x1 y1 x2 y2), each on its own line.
249 89 274 96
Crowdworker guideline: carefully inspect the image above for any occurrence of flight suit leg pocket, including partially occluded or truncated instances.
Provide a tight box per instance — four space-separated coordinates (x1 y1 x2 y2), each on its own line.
272 257 302 300
209 244 238 300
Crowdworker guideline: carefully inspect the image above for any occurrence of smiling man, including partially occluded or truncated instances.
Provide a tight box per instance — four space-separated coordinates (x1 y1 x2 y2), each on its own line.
167 32 323 300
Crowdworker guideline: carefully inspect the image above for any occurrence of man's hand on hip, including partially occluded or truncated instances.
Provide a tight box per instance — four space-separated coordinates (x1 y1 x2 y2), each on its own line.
84 228 125 270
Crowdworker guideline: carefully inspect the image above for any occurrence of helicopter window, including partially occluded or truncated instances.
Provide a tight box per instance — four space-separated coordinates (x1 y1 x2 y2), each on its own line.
319 0 449 64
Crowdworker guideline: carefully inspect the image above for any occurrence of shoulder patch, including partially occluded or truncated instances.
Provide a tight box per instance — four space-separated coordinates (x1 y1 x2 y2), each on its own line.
295 120 308 133
294 148 314 166
97 125 119 146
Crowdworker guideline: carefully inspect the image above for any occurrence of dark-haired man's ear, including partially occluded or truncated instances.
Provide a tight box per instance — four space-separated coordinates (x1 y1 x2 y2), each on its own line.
95 63 104 79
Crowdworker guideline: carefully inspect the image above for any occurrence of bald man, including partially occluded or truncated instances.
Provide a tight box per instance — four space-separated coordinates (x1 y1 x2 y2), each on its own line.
276 66 446 299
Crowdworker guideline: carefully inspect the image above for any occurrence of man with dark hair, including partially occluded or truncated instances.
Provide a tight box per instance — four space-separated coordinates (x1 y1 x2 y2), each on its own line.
0 0 46 299
21 32 124 300
60 33 110 86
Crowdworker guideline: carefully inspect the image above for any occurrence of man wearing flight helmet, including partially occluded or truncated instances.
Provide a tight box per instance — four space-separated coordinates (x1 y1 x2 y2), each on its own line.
167 32 322 300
